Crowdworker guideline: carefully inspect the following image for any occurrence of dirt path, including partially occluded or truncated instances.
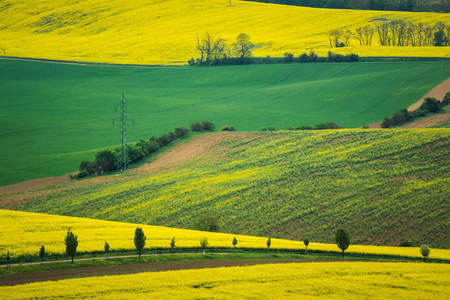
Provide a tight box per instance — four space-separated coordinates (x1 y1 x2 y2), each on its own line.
366 78 450 129
0 258 340 287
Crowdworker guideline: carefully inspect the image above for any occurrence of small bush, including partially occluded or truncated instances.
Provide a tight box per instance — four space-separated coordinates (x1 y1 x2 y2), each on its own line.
420 97 442 113
283 52 294 63
190 122 202 132
221 125 236 131
201 121 215 131
77 171 88 179
442 91 450 106
381 117 394 128
262 55 272 64
188 58 196 66
299 53 309 63
399 240 413 247
260 127 277 131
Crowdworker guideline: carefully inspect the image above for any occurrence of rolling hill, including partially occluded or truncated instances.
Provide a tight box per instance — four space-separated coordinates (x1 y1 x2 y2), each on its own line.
1 0 450 65
2 129 449 248
1 59 448 186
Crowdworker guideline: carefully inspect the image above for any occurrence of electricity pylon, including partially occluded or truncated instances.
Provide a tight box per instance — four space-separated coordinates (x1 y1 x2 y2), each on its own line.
113 92 134 174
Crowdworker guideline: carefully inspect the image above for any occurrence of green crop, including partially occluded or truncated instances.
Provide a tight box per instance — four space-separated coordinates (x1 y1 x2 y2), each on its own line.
3 129 448 248
0 59 448 186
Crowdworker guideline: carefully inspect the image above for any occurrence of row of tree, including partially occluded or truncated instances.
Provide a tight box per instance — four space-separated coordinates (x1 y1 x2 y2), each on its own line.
259 122 343 132
381 92 449 128
3 227 433 267
329 20 450 48
190 32 259 66
244 0 450 13
74 121 217 179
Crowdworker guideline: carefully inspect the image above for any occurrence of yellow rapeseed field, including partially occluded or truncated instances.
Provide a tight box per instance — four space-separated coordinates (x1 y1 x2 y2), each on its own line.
1 262 449 299
1 210 449 260
0 0 450 65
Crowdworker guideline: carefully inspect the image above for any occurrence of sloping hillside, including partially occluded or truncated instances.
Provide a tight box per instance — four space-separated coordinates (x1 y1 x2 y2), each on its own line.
1 0 449 64
1 59 448 186
2 130 449 248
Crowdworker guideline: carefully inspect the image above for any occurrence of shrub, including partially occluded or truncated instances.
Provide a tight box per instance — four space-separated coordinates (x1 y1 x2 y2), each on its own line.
193 215 220 232
188 58 196 66
190 122 202 132
262 55 272 64
221 125 236 131
201 121 215 131
442 91 450 106
399 240 413 247
174 127 189 138
77 171 88 179
420 97 442 113
309 51 318 62
381 117 394 128
260 127 277 131
299 53 309 63
284 52 294 63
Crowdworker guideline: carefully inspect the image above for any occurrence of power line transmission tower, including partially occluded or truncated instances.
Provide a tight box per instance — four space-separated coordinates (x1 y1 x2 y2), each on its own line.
113 92 134 174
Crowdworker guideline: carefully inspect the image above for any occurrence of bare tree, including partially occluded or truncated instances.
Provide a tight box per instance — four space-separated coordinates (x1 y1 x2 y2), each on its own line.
343 29 353 46
196 32 227 65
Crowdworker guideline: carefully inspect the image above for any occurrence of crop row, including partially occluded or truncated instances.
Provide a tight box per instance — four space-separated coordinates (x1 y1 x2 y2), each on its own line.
1 209 450 261
6 129 449 248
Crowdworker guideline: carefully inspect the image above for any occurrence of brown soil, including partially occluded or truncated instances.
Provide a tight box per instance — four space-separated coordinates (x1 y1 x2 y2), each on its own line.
0 175 73 196
0 132 266 202
0 258 336 286
366 78 450 129
399 110 450 128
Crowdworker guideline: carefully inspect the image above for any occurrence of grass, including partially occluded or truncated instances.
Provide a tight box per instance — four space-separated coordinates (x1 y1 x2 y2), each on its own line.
1 0 450 64
1 251 444 278
2 129 449 249
1 59 449 186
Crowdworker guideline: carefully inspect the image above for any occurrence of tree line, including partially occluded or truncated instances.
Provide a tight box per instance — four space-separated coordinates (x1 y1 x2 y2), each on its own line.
329 20 450 48
243 0 450 13
189 32 260 66
381 91 450 128
72 121 218 179
190 32 360 66
2 226 433 266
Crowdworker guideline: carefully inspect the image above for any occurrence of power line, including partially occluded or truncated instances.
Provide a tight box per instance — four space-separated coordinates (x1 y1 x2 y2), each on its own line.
113 92 134 174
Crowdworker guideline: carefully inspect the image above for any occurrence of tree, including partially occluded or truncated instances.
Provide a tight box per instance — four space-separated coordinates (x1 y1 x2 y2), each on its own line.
190 121 202 132
232 33 255 63
6 251 10 268
193 215 220 232
304 237 310 254
196 31 227 65
335 228 350 257
420 244 430 262
266 237 271 253
200 237 208 254
80 160 98 176
174 127 189 138
200 121 215 131
170 237 176 255
65 229 78 263
39 246 45 265
420 97 442 113
104 242 110 260
284 52 294 63
134 227 146 258
232 236 238 253
95 150 117 174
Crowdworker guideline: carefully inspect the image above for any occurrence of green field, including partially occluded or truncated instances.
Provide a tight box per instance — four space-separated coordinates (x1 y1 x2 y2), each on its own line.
0 59 448 186
4 129 449 248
